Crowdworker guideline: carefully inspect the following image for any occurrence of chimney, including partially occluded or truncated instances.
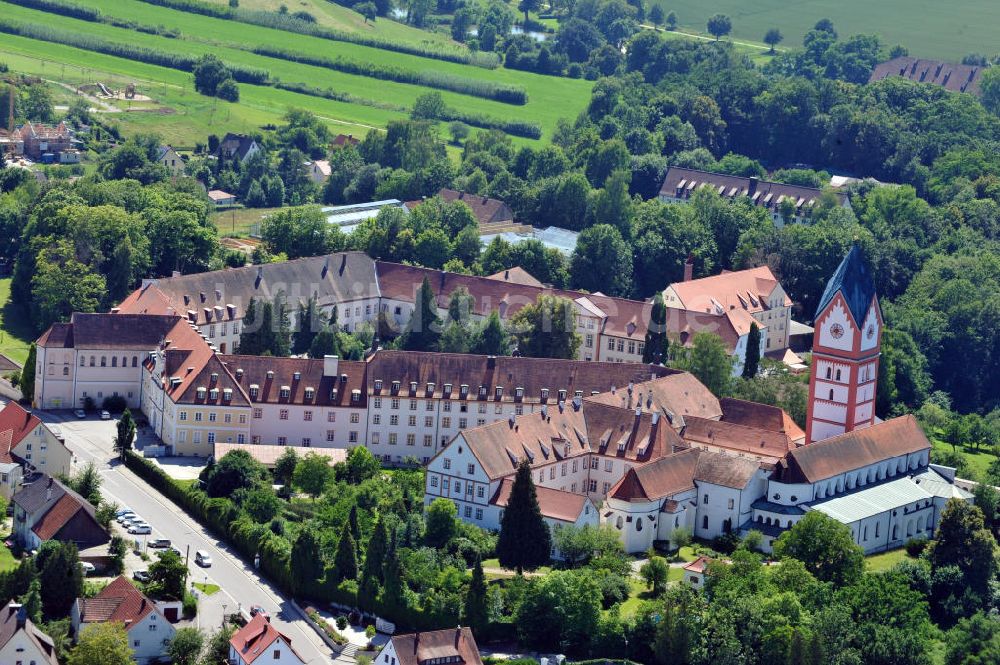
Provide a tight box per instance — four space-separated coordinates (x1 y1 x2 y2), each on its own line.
455 626 462 647
14 604 25 629
255 266 263 287
487 355 496 369
414 632 420 654
748 176 759 196
683 255 695 282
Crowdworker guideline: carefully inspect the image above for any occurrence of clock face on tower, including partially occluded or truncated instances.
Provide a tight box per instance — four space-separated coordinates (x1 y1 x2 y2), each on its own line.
866 324 875 340
830 323 845 339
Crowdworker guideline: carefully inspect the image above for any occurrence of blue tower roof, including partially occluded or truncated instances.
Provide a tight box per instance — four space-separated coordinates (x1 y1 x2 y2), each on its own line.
815 245 877 324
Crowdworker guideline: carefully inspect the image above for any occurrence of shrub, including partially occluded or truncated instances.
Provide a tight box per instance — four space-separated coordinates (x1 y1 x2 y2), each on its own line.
335 615 348 630
905 537 929 557
102 395 127 412
182 591 198 618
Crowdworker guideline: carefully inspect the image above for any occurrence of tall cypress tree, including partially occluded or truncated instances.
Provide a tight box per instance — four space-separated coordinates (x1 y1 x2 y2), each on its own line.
496 459 551 573
743 322 761 379
348 505 361 554
381 539 405 613
332 522 359 582
462 556 489 633
291 528 323 594
400 277 441 351
293 294 325 355
359 518 388 607
643 292 670 364
236 298 262 355
20 343 36 405
272 292 292 357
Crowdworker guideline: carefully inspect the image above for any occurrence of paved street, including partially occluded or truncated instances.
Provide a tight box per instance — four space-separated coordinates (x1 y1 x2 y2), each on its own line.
40 411 337 665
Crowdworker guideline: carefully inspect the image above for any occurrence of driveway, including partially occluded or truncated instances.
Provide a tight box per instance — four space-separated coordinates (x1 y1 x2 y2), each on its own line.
40 411 336 665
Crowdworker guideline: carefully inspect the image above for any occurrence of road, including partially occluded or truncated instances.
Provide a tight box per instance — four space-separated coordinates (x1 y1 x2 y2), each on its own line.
41 412 336 665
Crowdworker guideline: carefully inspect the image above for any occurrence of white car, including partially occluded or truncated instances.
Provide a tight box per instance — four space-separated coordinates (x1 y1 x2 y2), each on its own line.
116 513 137 524
128 524 152 535
100 410 111 420
195 550 212 567
74 409 86 419
79 561 95 575
115 507 132 517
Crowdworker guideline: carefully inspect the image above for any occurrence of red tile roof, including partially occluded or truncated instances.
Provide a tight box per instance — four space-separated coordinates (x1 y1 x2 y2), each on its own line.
0 602 59 665
77 576 158 625
220 354 367 408
388 627 482 665
775 415 930 484
0 402 41 453
682 416 794 462
609 449 700 501
485 267 544 287
490 477 591 523
666 265 791 315
585 372 722 422
659 167 846 213
32 494 85 540
869 56 983 95
230 614 302 665
436 188 514 226
720 397 805 443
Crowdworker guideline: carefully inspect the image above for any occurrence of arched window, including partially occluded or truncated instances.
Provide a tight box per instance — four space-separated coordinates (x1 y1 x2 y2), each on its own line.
111 357 117 367
63 366 69 376
89 356 95 367
121 356 127 367
636 518 643 532
132 356 138 367
828 388 834 400
702 516 708 529
100 356 107 367
825 367 832 379
835 369 841 381
80 356 85 366
787 520 793 528
616 516 623 529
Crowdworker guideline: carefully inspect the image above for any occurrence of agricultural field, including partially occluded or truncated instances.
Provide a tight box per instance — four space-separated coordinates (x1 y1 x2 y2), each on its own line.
654 0 999 61
0 0 592 146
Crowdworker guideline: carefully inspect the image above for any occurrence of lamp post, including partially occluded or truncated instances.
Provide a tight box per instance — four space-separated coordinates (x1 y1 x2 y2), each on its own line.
222 603 228 629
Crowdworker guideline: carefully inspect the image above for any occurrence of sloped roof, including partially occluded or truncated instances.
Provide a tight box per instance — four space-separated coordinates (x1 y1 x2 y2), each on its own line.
815 245 877 323
152 318 249 407
0 353 20 372
35 322 73 348
77 576 158 625
37 313 178 350
490 477 590 522
808 476 933 523
389 627 482 665
694 451 761 488
0 602 59 665
585 372 722 423
659 167 846 213
485 267 545 287
682 416 793 462
720 397 806 443
666 265 790 314
609 449 701 501
220 354 367 408
775 415 930 484
869 56 984 95
230 614 302 665
32 494 87 540
0 402 42 451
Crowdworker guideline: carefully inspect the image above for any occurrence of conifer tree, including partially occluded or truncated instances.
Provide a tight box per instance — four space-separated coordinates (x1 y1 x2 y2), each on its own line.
496 459 551 573
462 556 489 633
20 343 36 404
113 409 136 461
332 522 359 582
236 298 262 355
643 292 670 364
359 518 388 606
400 277 441 351
293 295 325 355
743 322 761 379
474 311 510 356
348 505 361 552
381 539 405 612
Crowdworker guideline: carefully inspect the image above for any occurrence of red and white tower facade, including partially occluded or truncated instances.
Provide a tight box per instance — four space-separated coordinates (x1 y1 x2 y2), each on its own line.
806 246 882 444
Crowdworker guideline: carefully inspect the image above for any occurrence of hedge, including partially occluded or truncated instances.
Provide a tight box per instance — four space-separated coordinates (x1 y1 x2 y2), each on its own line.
274 81 407 112
436 107 542 139
255 46 526 104
134 0 500 68
0 18 268 84
5 0 181 37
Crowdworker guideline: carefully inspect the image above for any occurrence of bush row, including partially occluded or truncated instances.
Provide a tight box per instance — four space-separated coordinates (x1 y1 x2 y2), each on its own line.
254 45 526 104
134 0 500 68
0 18 269 84
6 0 181 38
439 107 542 139
274 81 407 112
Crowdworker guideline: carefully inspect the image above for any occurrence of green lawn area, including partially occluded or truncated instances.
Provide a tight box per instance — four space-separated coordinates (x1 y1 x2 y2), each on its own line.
651 0 999 61
173 478 198 491
193 581 221 595
211 206 283 238
0 278 35 367
0 0 592 144
931 438 994 480
0 536 18 573
866 548 914 572
480 558 552 578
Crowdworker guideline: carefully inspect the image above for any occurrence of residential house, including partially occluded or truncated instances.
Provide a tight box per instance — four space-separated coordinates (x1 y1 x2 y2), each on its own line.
0 401 73 483
12 475 109 551
0 602 60 665
208 190 237 207
157 145 184 174
491 478 598 558
229 613 305 665
331 134 360 149
682 556 712 587
218 133 260 163
376 627 483 665
869 56 984 95
434 188 515 227
17 122 75 160
306 159 331 184
71 576 175 665
658 167 849 225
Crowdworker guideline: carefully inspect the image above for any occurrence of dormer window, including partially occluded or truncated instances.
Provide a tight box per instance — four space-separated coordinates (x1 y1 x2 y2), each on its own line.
541 388 549 400
351 389 361 403
558 389 567 401
305 387 315 400
374 379 383 392
460 384 469 397
427 382 436 394
249 384 259 399
495 386 504 399
330 388 339 400
223 388 232 401
280 386 291 399
391 381 400 394
410 381 417 393
209 388 219 400
478 386 487 398
293 372 301 381
575 390 583 398
196 387 206 399
210 372 218 383
443 383 452 394
515 387 524 398
266 370 274 380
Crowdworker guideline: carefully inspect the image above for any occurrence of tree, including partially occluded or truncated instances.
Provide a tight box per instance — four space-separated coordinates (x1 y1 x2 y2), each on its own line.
109 535 127 575
773 511 864 586
68 462 101 506
36 541 83 620
399 277 441 351
113 409 136 461
514 570 601 651
764 28 783 53
202 625 236 665
240 487 282 523
335 446 381 484
308 326 341 359
706 13 731 40
332 522 359 582
273 447 299 488
463 557 488 633
67 623 133 665
640 556 670 594
167 627 204 665
742 323 761 379
643 293 670 364
648 4 663 27
192 54 233 97
449 121 469 145
291 527 324 594
665 9 677 29
474 310 511 356
496 459 551 573
425 498 458 548
518 0 540 25
31 240 105 332
206 450 266 498
359 518 388 605
510 295 581 360
23 83 55 122
570 224 633 297
356 0 377 22
981 67 1000 116
411 92 447 121
945 613 1000 665
150 549 188 600
672 332 733 396
20 344 35 405
293 295 325 355
652 585 701 665
293 452 335 500
928 499 998 598
20 578 42 624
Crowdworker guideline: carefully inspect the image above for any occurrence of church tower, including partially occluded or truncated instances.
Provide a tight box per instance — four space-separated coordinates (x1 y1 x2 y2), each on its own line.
806 246 881 444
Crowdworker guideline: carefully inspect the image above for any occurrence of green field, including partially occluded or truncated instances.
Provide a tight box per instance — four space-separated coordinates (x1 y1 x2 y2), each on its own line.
0 278 34 367
0 0 591 145
653 0 997 61
865 548 913 572
931 438 994 480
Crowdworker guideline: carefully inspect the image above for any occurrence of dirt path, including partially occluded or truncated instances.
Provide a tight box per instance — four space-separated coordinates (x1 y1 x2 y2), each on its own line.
48 80 122 113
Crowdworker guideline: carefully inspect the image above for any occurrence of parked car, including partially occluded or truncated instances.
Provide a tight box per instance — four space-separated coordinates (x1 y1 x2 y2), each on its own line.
169 546 184 559
100 410 111 420
194 550 212 567
116 513 137 524
148 538 171 549
249 605 268 618
115 507 132 517
132 570 151 583
74 409 86 419
79 562 95 575
128 524 152 535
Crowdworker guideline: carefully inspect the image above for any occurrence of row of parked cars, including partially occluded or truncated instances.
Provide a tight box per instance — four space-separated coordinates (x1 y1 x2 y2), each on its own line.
114 507 213 569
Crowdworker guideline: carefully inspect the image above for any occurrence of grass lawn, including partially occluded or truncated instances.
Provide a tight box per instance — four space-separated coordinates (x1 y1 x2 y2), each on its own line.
865 548 914 572
211 206 283 237
650 0 998 61
193 581 221 595
0 537 18 573
480 558 552 577
173 478 198 491
931 438 994 480
0 278 35 367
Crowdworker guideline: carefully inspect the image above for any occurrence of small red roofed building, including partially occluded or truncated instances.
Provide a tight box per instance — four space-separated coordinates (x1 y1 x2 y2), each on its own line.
71 576 176 665
805 246 881 444
17 121 77 161
331 133 360 149
229 613 306 665
682 556 712 587
376 626 483 665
